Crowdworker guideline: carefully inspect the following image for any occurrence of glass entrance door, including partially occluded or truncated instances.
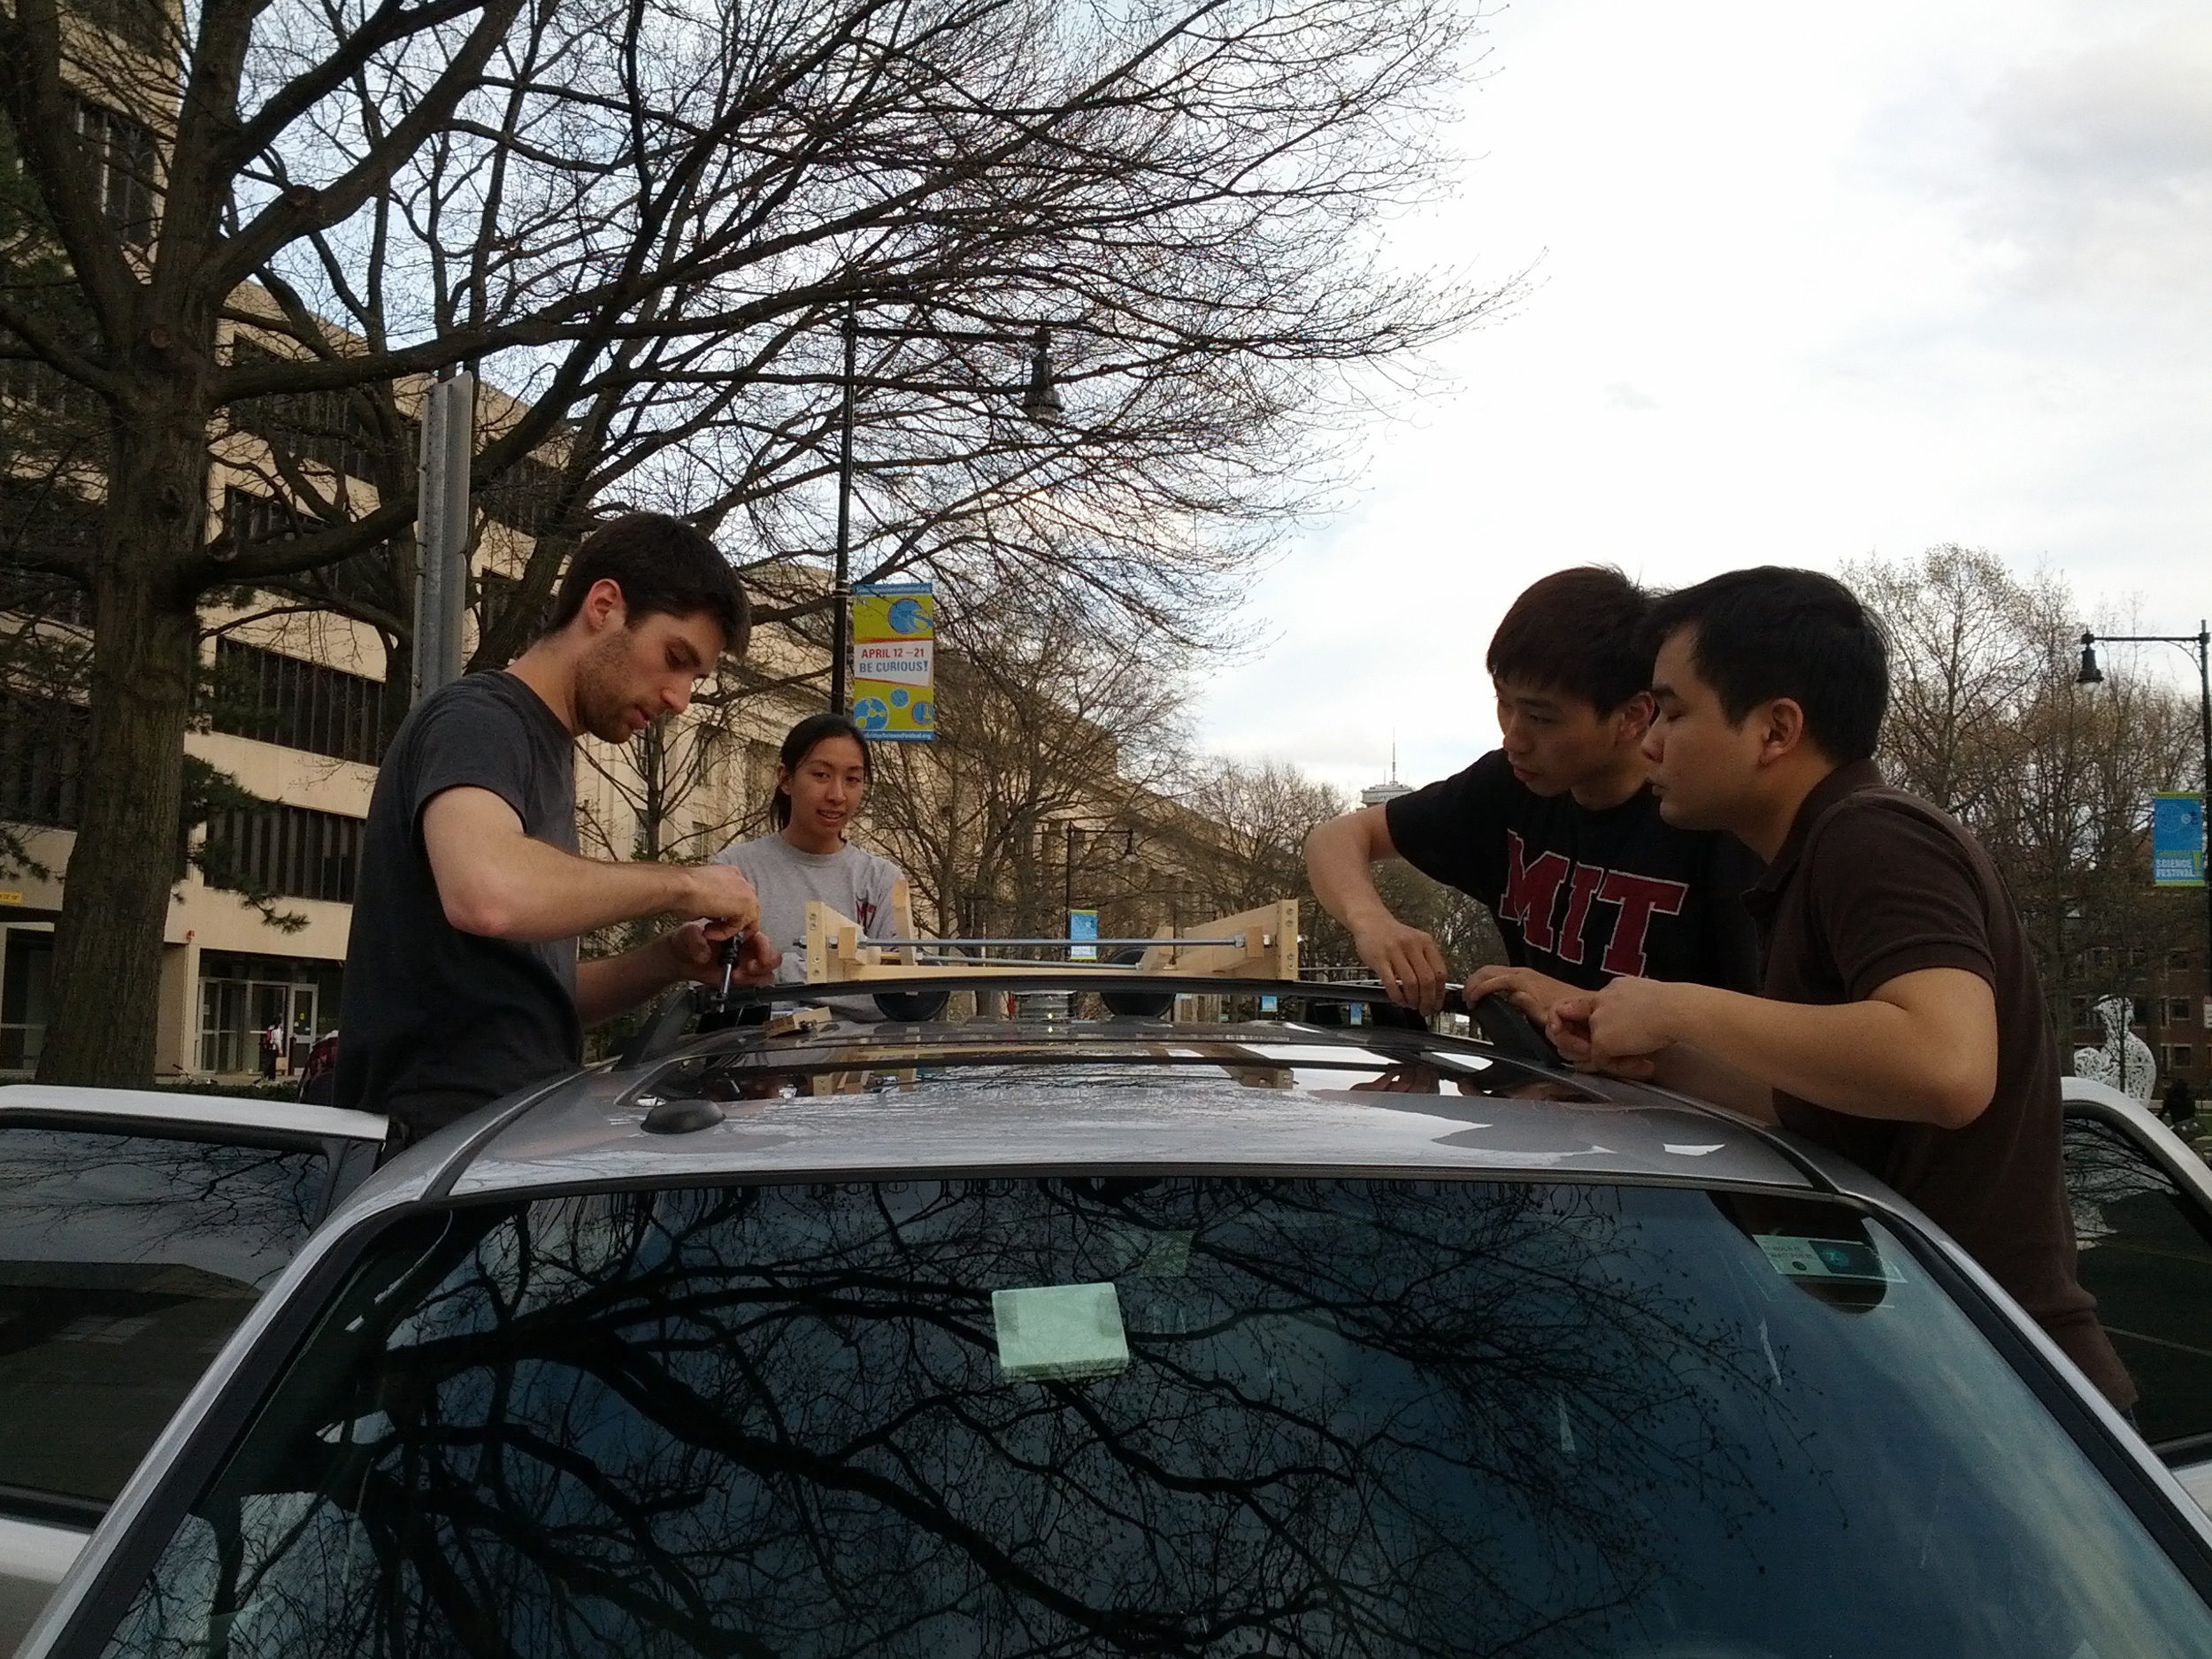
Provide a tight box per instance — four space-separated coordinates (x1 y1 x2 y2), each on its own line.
198 979 318 1076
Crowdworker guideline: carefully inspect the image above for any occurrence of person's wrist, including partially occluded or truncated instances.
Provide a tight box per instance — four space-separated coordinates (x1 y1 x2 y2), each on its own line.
672 864 710 917
1347 907 1397 943
1650 980 1701 1051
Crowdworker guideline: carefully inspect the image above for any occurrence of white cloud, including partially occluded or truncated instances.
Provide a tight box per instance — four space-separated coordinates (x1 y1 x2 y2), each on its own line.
1194 0 2212 799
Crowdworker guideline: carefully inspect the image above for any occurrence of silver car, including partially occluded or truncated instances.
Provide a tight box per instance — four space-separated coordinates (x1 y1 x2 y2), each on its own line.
18 990 2212 1658
2060 1075 2212 1510
0 1087 386 1654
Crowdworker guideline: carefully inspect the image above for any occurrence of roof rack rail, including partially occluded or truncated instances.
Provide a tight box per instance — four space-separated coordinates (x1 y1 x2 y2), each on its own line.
612 969 1557 1071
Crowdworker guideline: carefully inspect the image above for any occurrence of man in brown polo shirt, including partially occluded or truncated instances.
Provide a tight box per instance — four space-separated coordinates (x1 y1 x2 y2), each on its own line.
1548 565 2132 1406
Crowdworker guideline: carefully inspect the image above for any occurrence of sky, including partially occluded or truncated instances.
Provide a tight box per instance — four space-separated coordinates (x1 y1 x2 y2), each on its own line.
1190 0 2212 798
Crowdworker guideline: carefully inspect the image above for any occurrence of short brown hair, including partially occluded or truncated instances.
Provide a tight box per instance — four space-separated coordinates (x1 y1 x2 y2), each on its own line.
549 512 749 654
1485 565 1651 713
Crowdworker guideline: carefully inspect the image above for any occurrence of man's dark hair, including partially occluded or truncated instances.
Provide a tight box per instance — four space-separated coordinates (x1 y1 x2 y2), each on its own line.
1643 566 1888 762
772 712 872 829
1485 565 1653 714
549 512 749 652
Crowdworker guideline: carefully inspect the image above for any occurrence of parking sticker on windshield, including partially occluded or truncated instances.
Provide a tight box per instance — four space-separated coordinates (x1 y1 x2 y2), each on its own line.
993 1283 1130 1381
1755 1235 1904 1284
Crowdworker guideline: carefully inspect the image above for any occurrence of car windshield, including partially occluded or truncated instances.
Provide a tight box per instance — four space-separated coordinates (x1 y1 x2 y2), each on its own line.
0 1121 330 1521
101 1177 2211 1658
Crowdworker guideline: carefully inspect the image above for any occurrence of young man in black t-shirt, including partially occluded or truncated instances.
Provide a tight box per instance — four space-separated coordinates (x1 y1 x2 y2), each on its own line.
339 514 780 1150
1304 566 1759 1022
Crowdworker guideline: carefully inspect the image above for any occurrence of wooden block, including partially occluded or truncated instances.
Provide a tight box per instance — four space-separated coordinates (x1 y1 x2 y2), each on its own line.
890 879 918 966
763 1006 833 1039
1137 899 1301 980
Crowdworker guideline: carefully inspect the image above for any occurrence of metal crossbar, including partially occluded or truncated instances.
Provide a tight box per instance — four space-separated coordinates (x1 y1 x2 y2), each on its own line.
854 935 1245 950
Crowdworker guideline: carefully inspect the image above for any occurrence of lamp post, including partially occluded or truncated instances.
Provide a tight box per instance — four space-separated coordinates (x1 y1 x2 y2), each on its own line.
2077 622 2212 1032
827 315 1064 712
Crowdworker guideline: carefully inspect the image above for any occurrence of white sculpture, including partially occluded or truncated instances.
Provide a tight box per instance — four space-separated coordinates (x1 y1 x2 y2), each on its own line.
2073 995 2157 1105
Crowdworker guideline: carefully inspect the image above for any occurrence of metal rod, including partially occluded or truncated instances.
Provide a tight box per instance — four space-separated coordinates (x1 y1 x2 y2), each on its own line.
829 307 857 713
2200 626 2210 1028
853 325 1033 345
854 935 1246 949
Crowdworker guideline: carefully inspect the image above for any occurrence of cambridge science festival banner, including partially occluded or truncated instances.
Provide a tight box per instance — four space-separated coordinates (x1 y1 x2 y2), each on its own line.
851 582 934 741
2153 791 2206 887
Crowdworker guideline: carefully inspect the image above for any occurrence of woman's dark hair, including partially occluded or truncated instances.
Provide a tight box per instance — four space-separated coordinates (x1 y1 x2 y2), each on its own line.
548 512 749 653
1642 566 1889 762
1485 565 1653 714
772 712 872 829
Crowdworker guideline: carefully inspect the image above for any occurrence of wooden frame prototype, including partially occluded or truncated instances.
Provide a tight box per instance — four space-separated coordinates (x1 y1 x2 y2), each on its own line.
804 884 1300 986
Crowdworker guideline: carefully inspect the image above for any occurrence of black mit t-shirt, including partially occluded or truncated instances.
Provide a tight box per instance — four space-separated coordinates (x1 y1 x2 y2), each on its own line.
1385 749 1761 991
337 671 582 1140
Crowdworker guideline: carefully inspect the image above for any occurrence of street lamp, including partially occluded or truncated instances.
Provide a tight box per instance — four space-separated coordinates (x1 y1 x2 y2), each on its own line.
2076 622 2212 1021
827 313 1064 711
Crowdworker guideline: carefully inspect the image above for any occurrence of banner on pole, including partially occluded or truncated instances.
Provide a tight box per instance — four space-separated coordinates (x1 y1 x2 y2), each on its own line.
1069 910 1099 961
2153 792 2205 887
850 582 934 741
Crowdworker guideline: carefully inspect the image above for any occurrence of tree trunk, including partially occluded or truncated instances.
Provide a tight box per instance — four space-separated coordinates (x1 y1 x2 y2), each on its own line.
40 402 208 1086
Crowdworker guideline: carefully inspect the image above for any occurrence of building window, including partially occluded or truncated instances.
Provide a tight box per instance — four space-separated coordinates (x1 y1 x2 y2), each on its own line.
2172 999 2193 1025
2171 951 2194 972
2166 1046 2194 1073
201 804 364 904
210 637 388 765
0 928 53 1071
72 100 158 250
223 350 377 480
74 0 167 53
477 569 550 645
0 692 88 829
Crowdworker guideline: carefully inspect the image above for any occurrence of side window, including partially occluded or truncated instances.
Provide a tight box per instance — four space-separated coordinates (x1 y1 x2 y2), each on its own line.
2064 1113 2212 1455
0 1124 330 1522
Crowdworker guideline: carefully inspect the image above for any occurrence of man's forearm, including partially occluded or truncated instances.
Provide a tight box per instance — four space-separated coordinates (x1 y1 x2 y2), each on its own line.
455 836 698 943
1304 814 1395 930
1649 1042 1778 1123
1651 981 1991 1126
576 941 681 1027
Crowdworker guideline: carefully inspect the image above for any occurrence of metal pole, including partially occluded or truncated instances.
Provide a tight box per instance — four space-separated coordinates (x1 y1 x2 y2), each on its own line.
829 310 857 712
411 378 448 704
439 371 472 685
411 372 474 702
2199 625 2211 1042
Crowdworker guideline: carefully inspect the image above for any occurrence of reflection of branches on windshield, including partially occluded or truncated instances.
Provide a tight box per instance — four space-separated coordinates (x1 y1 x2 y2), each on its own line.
0 1130 324 1285
129 1179 1801 1659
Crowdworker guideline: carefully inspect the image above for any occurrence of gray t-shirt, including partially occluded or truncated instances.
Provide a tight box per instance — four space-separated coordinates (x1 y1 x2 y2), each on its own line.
713 833 905 987
337 671 580 1140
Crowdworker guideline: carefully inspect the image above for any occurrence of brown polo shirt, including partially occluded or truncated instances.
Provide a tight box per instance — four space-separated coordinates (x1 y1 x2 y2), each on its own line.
1744 759 2134 1406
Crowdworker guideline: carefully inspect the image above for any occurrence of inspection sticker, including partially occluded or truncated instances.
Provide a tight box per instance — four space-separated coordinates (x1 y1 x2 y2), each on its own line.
993 1283 1130 1381
1755 1235 1904 1284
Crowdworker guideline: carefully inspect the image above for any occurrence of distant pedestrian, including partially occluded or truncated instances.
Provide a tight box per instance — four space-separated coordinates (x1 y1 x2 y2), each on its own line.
2163 1075 2196 1130
258 1023 282 1079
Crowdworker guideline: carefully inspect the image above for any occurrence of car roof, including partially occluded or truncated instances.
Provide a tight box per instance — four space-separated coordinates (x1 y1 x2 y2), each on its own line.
420 1017 1818 1200
2061 1076 2158 1115
0 1083 387 1142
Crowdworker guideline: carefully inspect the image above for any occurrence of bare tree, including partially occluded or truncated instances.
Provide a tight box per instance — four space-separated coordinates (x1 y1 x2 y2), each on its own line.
1845 549 2200 1053
1 0 1509 1082
863 582 1189 943
1171 755 1500 976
